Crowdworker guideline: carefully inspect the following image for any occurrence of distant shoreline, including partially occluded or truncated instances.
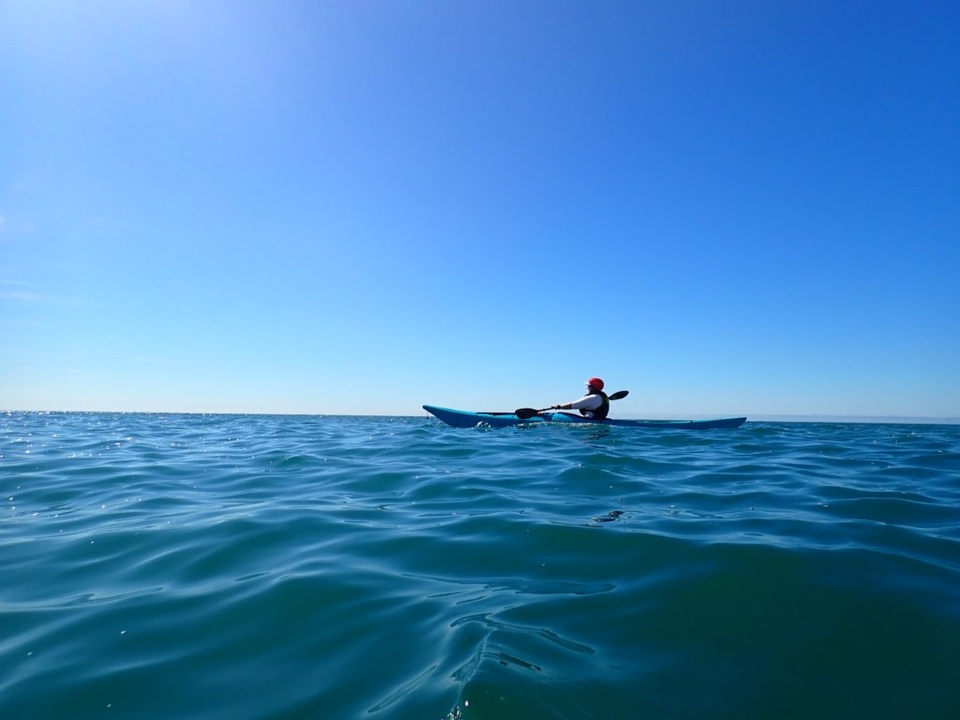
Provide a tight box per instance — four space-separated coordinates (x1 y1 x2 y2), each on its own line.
737 415 960 425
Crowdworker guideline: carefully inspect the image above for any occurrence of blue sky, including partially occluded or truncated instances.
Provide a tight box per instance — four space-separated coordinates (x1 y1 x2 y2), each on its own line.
2 0 958 419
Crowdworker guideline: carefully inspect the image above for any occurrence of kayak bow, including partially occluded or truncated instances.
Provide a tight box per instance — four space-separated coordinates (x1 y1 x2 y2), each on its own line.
423 405 746 430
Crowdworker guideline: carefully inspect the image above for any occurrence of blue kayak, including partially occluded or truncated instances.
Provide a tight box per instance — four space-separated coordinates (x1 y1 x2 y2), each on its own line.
423 405 747 430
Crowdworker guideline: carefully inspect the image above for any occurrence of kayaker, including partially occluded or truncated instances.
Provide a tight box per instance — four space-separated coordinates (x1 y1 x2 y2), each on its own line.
547 377 610 420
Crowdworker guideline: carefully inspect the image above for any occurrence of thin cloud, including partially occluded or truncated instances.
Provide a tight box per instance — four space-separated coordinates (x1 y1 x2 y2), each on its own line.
0 280 96 308
0 214 38 243
0 280 43 302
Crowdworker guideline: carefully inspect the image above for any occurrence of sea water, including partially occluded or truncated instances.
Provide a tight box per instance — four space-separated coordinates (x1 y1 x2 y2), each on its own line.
2 412 959 720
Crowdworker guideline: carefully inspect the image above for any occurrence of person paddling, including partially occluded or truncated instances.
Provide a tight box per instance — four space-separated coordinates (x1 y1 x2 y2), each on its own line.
547 377 610 420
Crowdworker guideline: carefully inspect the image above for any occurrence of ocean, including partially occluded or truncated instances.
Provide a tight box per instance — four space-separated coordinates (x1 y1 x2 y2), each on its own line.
2 412 959 720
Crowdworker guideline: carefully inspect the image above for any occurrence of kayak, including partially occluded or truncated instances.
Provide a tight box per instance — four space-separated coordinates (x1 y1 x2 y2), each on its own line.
423 405 747 430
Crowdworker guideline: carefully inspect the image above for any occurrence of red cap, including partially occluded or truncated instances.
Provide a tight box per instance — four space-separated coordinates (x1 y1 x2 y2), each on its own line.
586 377 604 390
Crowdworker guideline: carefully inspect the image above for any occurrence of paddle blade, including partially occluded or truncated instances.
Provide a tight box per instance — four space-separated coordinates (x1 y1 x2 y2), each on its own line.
609 390 629 400
514 408 543 420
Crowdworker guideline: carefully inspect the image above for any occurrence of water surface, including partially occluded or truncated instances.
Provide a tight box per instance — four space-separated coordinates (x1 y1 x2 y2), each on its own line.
3 413 959 719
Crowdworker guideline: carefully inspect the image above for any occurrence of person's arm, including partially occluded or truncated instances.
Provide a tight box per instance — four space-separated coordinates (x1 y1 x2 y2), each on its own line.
552 395 601 411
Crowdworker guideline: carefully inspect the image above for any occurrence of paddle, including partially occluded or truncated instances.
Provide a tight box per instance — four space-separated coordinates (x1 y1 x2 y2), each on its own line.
515 390 629 420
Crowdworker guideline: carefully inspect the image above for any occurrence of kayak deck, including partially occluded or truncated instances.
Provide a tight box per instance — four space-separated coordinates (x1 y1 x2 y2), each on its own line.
423 405 746 430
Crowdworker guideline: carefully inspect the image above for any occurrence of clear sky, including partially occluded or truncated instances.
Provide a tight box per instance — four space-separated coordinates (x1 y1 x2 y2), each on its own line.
2 0 958 419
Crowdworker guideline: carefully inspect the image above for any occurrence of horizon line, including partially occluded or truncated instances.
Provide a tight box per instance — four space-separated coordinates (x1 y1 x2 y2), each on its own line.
4 409 959 425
